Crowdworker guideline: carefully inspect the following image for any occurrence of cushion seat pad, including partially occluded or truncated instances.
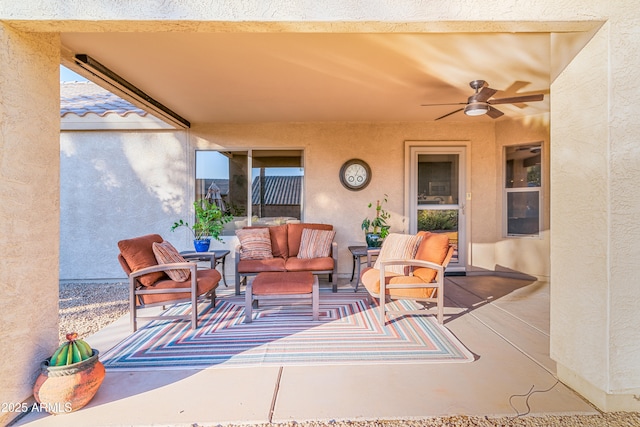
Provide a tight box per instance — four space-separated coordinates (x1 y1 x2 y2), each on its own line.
285 256 334 272
361 267 437 299
141 268 221 305
252 271 314 295
237 258 286 274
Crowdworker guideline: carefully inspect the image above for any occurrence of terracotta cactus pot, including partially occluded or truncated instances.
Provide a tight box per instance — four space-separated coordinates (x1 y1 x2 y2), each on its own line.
33 349 105 414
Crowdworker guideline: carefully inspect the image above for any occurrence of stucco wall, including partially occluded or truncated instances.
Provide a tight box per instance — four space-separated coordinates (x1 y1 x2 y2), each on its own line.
550 9 640 410
0 27 60 420
191 121 546 278
493 115 551 278
61 119 548 284
607 9 640 399
551 23 612 407
59 130 191 281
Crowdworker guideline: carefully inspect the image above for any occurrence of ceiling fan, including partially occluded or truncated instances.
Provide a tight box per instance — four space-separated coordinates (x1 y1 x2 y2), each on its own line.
421 80 545 120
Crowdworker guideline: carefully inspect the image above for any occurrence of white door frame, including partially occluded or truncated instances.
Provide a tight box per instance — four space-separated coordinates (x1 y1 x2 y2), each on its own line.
405 141 469 272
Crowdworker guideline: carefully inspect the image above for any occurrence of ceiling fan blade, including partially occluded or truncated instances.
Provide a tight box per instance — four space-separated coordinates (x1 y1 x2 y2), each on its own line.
435 108 464 121
487 106 504 119
475 87 498 102
488 94 544 105
421 102 466 107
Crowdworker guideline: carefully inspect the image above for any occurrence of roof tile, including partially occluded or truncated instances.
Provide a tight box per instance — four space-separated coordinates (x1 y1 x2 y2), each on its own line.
60 81 146 118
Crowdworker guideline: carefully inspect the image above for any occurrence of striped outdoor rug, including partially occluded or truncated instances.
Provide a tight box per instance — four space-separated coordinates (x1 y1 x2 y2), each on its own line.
101 291 474 370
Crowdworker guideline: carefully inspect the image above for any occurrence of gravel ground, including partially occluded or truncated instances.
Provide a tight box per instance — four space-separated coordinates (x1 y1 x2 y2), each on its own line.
58 282 640 427
58 281 129 343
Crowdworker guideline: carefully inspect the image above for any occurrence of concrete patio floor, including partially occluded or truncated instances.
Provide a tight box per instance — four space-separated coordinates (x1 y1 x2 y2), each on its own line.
15 275 598 426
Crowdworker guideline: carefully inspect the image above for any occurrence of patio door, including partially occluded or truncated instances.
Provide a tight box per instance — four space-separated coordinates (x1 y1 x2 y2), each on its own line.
408 145 467 272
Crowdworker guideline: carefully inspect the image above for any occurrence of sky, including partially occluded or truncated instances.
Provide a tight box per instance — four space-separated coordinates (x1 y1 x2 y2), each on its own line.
60 65 88 82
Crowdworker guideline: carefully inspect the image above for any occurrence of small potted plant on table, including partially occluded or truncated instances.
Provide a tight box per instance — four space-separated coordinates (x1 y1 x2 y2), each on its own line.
361 194 391 248
172 199 233 252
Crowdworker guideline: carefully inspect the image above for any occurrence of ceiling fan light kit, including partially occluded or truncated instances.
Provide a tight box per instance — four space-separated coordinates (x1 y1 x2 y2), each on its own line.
464 103 489 116
422 79 545 120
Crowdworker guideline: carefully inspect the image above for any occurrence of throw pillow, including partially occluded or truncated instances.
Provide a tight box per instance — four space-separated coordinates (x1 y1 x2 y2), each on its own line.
413 232 451 283
236 228 274 260
117 234 166 286
297 228 336 259
373 233 423 275
152 241 191 282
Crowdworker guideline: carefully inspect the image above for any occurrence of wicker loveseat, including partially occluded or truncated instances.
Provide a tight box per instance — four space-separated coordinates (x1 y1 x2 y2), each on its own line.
234 223 338 294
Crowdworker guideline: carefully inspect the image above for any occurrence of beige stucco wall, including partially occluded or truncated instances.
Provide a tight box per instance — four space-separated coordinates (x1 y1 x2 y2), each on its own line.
551 16 640 411
2 0 640 415
61 119 546 284
551 24 613 407
59 130 191 281
0 27 60 420
191 121 540 279
493 115 551 279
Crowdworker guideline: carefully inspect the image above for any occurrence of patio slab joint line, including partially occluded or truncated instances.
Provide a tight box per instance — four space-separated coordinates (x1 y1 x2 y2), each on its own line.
467 308 556 377
269 366 283 423
491 301 550 338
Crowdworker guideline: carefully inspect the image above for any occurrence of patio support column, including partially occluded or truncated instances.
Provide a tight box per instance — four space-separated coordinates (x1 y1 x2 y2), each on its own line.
550 20 640 412
0 24 60 423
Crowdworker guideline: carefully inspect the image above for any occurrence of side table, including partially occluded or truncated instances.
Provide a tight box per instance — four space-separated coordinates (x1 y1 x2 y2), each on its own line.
348 246 381 292
180 249 231 287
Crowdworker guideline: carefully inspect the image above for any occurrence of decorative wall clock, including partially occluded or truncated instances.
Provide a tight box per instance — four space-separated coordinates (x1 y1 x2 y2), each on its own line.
339 159 371 191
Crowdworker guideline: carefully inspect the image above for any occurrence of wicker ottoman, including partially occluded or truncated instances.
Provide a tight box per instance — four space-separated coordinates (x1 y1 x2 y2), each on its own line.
244 271 319 323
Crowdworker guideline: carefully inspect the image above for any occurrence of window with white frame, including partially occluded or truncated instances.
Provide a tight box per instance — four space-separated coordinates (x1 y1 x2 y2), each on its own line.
504 143 542 237
195 150 304 235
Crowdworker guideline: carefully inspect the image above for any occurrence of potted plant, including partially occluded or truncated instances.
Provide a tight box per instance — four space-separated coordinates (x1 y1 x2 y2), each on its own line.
171 199 233 252
361 194 391 248
33 332 105 414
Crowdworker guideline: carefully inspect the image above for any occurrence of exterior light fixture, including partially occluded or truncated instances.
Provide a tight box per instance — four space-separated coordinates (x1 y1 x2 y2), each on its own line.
74 54 190 129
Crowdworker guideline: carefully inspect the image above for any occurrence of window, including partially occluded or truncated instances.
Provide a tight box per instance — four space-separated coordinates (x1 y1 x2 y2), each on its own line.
196 150 304 235
504 144 542 237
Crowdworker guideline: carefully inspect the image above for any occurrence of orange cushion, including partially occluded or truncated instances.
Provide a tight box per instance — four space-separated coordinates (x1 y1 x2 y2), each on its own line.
140 268 220 305
361 267 437 299
252 271 313 295
287 223 333 257
413 232 450 283
237 257 286 273
268 224 289 258
152 241 190 282
118 234 166 287
285 256 335 272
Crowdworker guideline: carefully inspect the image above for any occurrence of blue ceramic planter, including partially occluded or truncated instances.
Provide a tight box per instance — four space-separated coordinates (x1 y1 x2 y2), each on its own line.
365 233 384 248
193 238 211 252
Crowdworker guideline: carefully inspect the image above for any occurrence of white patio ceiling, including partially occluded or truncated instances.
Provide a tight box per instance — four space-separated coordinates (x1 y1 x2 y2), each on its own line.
61 32 553 125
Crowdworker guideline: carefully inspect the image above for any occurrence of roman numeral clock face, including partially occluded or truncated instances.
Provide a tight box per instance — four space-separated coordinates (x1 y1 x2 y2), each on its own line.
339 159 371 191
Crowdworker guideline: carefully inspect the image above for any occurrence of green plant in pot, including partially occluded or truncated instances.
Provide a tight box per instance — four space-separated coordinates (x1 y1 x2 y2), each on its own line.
361 195 391 248
171 199 233 252
33 332 105 414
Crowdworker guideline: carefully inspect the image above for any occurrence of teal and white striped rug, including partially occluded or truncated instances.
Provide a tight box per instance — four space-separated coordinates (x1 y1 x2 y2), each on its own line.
101 291 474 370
